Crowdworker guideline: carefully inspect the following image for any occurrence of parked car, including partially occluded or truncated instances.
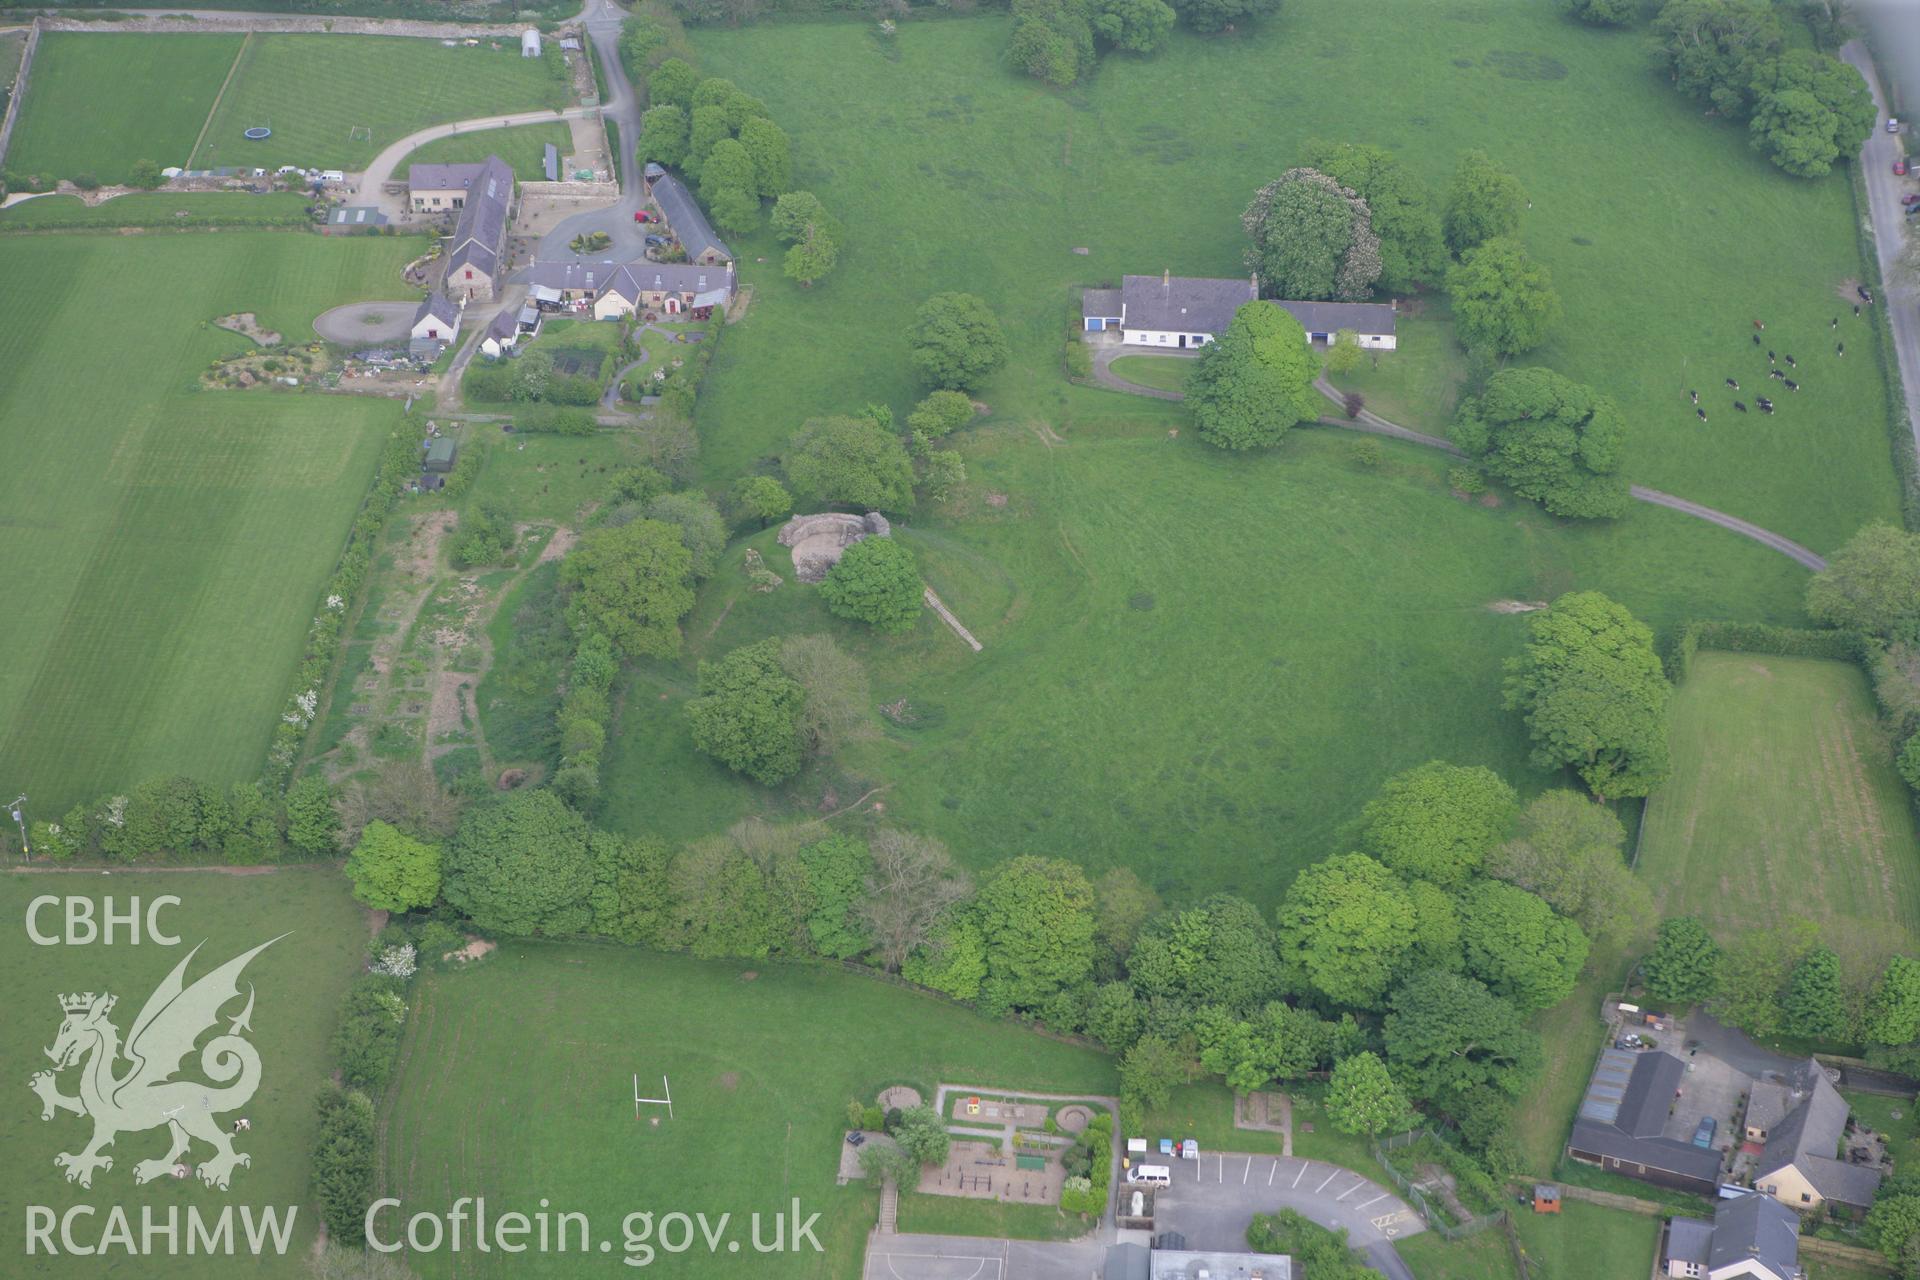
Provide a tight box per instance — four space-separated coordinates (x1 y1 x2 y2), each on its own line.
1692 1117 1716 1148
845 1131 865 1147
1904 194 1920 206
634 210 654 223
645 234 669 248
1896 157 1910 176
1891 118 1902 133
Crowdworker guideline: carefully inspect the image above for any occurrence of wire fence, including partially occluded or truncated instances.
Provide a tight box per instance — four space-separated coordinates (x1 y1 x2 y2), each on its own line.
1371 1130 1504 1241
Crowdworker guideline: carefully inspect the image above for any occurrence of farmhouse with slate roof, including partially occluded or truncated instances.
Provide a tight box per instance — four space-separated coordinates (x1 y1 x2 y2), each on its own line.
644 165 733 267
409 293 462 357
441 155 514 303
526 259 735 320
1566 1049 1724 1196
1663 1194 1805 1280
1749 1059 1882 1215
408 161 488 214
1080 273 1397 350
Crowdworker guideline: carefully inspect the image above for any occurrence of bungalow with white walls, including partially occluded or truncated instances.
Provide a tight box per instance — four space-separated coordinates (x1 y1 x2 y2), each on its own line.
592 262 734 321
1081 273 1397 350
410 292 462 350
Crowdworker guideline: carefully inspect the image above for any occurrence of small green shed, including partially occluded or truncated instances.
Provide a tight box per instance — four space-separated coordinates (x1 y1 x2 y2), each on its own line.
424 438 458 473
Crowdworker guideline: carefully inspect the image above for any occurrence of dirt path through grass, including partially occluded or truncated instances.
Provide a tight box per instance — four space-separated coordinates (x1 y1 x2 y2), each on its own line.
188 31 252 167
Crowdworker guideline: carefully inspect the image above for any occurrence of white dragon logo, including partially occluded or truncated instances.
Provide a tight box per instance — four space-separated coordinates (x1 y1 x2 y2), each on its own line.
29 936 284 1190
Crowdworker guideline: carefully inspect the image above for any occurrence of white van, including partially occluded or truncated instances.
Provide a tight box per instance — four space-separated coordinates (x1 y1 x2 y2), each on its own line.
1126 1165 1171 1187
320 170 346 185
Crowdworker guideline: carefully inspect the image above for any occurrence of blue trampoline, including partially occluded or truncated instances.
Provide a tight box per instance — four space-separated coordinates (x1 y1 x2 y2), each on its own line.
243 127 272 140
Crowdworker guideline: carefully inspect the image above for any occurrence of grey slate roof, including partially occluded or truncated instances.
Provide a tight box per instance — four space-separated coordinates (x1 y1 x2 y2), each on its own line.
1746 1081 1792 1137
1082 288 1122 319
408 161 486 192
413 293 460 330
1273 299 1397 337
1121 274 1256 335
445 155 513 280
528 259 613 294
650 171 732 263
1569 1051 1723 1185
1708 1194 1802 1280
1102 1243 1149 1280
486 308 518 340
1665 1215 1713 1267
1756 1058 1882 1207
602 261 732 302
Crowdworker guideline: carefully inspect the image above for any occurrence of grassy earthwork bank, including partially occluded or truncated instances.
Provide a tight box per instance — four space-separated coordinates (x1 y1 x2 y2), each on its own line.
5 32 244 183
381 944 1117 1278
0 867 367 1277
0 191 313 231
1637 651 1920 964
0 232 415 814
399 120 575 184
191 34 569 172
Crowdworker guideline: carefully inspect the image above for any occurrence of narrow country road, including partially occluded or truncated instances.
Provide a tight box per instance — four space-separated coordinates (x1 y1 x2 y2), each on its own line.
526 0 651 266
1840 40 1920 471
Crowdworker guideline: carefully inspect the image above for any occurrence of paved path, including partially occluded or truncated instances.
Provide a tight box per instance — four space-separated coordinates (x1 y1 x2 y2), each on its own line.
1088 341 1192 400
1685 1011 1805 1082
313 300 418 344
1841 41 1920 471
352 105 599 222
530 0 649 265
1087 349 1829 571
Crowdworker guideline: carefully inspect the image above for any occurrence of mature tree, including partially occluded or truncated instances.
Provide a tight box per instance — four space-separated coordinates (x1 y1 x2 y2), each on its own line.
1185 301 1320 450
1119 1033 1187 1110
902 913 988 999
1242 168 1382 302
721 89 770 133
976 855 1097 1013
1275 852 1417 1010
687 638 805 785
785 415 916 512
1451 366 1627 517
820 537 923 634
1641 915 1723 1006
1484 790 1652 946
1443 150 1526 256
664 828 795 960
1009 0 1094 86
1869 1191 1920 1266
1325 1051 1413 1137
736 115 792 198
1652 0 1784 118
561 519 695 660
732 474 793 526
1301 140 1448 291
1713 917 1817 1038
1129 894 1284 1013
771 191 831 240
310 1087 377 1241
648 58 699 110
1168 0 1279 35
685 105 732 179
1447 237 1562 357
797 834 871 959
1783 944 1850 1041
861 828 971 971
906 390 975 444
1092 0 1175 52
1383 970 1543 1103
691 76 740 111
1502 591 1672 798
643 491 727 579
1094 867 1162 960
784 220 839 287
1566 0 1635 24
1806 523 1920 642
636 104 689 167
1459 880 1590 1011
894 1105 952 1166
697 138 760 235
1405 878 1465 974
770 191 839 286
1865 955 1920 1046
443 790 597 936
908 292 1010 391
1360 760 1517 888
1088 980 1146 1049
1749 51 1877 177
129 158 164 189
1323 330 1365 376
344 821 441 913
286 775 341 857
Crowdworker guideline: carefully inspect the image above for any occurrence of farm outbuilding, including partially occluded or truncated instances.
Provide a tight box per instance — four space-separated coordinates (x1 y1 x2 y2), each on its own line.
424 438 458 473
521 29 542 57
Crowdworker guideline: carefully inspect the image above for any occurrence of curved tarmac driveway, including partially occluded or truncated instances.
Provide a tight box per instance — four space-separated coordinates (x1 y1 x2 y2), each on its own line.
314 301 419 344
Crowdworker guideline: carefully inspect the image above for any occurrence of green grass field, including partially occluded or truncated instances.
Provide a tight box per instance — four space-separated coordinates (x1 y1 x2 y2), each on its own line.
381 944 1116 1277
0 233 414 814
8 33 245 183
1512 1199 1661 1280
690 2 1898 555
401 120 574 183
192 35 569 172
1106 353 1194 392
1845 1091 1920 1177
0 191 312 230
0 867 367 1278
1638 652 1920 963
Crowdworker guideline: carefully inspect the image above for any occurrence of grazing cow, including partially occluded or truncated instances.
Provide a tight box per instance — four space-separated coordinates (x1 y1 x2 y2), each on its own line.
1768 350 1777 362
1785 379 1799 391
1753 318 1766 330
1689 389 1699 404
1725 377 1740 390
1856 304 1863 316
1697 408 1708 421
1770 369 1786 380
1859 285 1874 304
1833 317 1840 329
1734 401 1747 412
1837 342 1845 356
1761 402 1775 415
1786 354 1797 367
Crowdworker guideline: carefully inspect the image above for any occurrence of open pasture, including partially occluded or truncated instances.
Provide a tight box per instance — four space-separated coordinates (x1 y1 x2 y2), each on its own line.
401 120 575 183
0 233 413 814
1638 651 1920 961
0 867 366 1278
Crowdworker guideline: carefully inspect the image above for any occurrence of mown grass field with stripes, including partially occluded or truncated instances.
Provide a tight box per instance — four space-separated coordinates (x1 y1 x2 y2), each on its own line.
401 119 574 184
191 34 570 172
0 233 414 813
6 33 244 183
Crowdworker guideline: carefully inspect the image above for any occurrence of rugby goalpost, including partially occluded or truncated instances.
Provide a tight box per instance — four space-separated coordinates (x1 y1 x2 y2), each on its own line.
634 1074 673 1122
348 125 373 142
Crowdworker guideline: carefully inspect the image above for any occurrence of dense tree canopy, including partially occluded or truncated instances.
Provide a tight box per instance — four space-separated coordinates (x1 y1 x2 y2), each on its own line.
863 828 971 972
636 104 689 168
1442 150 1525 256
344 821 441 913
1092 0 1176 52
1865 955 1920 1047
687 638 806 784
785 416 916 512
736 115 792 198
1782 944 1849 1041
778 633 874 759
1196 1001 1364 1094
1128 894 1283 1012
561 519 696 660
819 536 923 634
907 293 1010 391
643 491 727 579
1383 970 1543 1104
770 191 840 287
1712 918 1816 1038
1748 51 1876 177
1458 879 1590 1010
1806 523 1920 642
1300 140 1448 290
1652 0 1783 118
975 855 1097 1013
1009 0 1096 86
798 834 872 959
1325 1051 1412 1136
443 790 597 936
697 138 760 235
1359 760 1517 888
1451 366 1628 517
1242 168 1382 301
1185 301 1320 450
1566 0 1635 24
1275 852 1416 1010
1168 0 1279 36
1502 591 1672 798
1484 790 1652 946
648 58 698 110
1447 237 1562 357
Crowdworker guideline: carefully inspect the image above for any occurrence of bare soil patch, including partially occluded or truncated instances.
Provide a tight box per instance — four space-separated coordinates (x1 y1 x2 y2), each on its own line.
717 1072 740 1091
497 768 528 790
1486 599 1549 613
215 312 282 345
452 937 496 964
